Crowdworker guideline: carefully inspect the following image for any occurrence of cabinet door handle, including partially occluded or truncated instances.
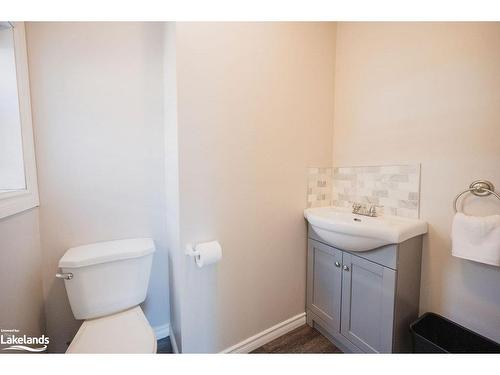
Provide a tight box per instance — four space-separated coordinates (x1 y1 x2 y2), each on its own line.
343 265 350 271
335 261 341 268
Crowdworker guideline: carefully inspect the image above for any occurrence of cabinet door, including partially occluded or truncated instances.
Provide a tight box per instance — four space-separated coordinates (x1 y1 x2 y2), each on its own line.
307 240 342 335
341 253 396 353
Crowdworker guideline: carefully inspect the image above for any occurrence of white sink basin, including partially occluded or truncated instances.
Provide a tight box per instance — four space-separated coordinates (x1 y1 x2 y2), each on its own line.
304 206 427 252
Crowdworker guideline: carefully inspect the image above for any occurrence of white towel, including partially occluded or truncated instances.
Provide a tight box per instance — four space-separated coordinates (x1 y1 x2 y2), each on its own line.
451 212 500 266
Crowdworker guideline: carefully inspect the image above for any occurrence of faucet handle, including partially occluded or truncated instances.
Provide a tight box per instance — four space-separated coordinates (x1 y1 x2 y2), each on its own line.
368 204 383 216
365 204 375 216
352 202 361 212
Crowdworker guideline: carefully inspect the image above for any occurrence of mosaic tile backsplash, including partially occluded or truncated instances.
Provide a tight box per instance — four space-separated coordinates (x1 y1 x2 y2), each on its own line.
307 164 421 218
332 165 421 218
307 167 332 208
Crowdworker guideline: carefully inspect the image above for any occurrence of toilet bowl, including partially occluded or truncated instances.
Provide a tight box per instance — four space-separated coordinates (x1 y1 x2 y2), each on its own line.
66 306 156 353
57 238 157 353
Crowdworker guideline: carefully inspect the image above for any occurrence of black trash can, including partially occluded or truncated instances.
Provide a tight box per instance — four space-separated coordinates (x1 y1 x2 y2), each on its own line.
410 312 500 353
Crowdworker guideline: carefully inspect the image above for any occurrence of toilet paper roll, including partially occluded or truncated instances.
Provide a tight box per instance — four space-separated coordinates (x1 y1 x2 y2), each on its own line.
194 240 222 268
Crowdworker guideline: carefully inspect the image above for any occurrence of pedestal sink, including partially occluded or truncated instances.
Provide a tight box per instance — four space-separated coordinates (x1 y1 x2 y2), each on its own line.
304 206 427 252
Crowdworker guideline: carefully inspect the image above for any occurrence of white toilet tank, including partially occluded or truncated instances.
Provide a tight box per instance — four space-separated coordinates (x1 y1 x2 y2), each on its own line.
58 238 155 320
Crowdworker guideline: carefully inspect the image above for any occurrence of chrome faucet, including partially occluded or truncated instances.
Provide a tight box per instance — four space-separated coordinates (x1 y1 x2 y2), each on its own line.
352 202 379 217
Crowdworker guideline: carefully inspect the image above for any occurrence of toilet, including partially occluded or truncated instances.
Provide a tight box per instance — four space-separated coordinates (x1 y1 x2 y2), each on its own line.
56 238 157 353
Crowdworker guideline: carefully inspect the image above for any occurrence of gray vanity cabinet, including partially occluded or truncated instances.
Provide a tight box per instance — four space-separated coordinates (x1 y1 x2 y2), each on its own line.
306 240 342 335
340 253 396 353
306 227 423 353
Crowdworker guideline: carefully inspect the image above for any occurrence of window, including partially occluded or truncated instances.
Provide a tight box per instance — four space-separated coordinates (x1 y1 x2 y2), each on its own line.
0 22 39 219
0 22 26 193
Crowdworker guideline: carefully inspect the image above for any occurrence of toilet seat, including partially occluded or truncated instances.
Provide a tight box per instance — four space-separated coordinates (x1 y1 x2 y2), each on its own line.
66 306 157 353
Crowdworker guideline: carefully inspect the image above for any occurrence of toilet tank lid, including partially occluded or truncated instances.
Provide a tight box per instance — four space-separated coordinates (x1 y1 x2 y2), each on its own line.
59 238 155 268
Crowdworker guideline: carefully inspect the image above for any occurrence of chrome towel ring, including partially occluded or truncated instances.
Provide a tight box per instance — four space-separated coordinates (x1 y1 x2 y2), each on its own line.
453 180 500 213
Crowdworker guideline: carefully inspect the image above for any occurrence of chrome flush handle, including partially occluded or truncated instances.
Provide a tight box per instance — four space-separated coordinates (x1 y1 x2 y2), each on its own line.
343 265 350 271
55 272 73 280
335 261 341 268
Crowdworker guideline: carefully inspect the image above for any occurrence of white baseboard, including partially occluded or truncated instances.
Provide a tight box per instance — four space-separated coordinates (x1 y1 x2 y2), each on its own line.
220 312 306 353
153 323 170 340
169 332 179 353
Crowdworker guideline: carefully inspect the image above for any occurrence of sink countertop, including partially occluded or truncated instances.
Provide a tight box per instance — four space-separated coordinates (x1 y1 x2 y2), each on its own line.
304 206 428 252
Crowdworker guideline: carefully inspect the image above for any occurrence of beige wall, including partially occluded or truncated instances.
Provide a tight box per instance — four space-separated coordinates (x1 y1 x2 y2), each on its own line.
333 22 500 341
163 23 184 352
174 22 336 352
26 22 170 352
0 209 45 337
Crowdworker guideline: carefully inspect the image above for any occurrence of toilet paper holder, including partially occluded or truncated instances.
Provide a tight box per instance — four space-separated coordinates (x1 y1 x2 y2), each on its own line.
185 243 200 257
185 240 223 268
185 241 221 257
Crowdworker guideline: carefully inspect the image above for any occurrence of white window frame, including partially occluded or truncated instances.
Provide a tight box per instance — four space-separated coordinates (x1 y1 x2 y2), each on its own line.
0 22 39 219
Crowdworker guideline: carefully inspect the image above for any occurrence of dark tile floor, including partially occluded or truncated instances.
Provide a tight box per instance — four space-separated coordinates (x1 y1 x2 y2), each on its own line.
251 324 342 354
157 337 173 353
